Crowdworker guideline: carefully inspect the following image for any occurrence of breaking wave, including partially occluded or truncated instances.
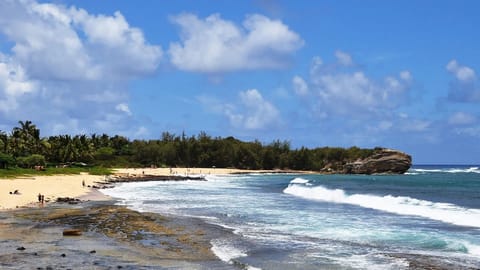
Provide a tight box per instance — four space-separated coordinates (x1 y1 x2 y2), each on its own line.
409 167 480 174
284 178 480 229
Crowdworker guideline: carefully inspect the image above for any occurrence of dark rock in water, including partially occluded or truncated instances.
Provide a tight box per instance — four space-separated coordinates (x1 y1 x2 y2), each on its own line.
343 148 412 174
90 250 96 254
63 229 82 236
16 246 26 251
61 253 66 257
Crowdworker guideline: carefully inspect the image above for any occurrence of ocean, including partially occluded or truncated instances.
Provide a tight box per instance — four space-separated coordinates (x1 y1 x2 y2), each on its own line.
101 166 480 269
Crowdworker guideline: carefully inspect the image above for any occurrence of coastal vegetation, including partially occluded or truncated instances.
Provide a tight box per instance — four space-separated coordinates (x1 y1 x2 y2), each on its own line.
1 120 391 174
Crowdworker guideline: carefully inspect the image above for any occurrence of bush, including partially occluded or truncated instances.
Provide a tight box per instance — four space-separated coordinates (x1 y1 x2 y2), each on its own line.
16 154 46 168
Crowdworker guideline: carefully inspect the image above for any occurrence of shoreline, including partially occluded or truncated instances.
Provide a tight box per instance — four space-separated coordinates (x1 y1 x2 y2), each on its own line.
0 167 306 269
0 167 314 211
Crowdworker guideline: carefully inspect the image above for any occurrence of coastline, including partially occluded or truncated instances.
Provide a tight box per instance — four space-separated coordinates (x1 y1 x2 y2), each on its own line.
0 167 313 210
0 167 307 269
0 167 247 269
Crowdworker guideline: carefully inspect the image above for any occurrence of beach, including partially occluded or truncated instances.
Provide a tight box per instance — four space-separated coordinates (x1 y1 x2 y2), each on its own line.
0 173 106 210
0 167 271 269
0 167 273 210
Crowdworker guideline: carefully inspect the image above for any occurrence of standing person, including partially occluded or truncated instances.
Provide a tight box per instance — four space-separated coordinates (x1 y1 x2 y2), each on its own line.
82 180 85 187
38 193 41 203
41 195 44 204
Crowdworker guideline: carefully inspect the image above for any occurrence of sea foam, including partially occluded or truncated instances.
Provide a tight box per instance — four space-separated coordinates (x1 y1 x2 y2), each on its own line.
284 178 480 229
410 167 480 174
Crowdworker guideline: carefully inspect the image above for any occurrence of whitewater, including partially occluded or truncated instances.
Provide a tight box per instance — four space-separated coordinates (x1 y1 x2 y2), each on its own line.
102 165 480 269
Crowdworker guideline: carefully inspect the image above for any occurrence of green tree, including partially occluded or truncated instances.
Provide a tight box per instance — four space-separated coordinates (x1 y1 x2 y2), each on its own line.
0 152 14 169
17 154 46 168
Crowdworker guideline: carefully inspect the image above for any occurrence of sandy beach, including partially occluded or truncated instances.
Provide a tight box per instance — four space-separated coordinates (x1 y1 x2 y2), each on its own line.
0 173 106 210
0 167 296 210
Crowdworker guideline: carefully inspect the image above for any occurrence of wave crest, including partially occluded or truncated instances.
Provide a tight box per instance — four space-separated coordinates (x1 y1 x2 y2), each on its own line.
283 182 480 229
410 167 480 174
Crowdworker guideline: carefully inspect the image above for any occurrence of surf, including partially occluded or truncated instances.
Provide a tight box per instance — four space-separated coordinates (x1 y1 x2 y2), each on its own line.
283 178 480 229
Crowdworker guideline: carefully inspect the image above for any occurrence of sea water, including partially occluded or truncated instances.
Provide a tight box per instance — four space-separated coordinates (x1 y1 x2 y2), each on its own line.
101 166 480 269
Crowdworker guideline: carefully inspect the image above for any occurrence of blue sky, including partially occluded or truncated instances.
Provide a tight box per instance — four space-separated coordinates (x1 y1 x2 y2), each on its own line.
0 0 479 164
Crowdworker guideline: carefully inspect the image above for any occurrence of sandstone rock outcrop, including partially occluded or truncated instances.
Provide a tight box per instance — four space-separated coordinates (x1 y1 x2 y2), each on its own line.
343 148 412 174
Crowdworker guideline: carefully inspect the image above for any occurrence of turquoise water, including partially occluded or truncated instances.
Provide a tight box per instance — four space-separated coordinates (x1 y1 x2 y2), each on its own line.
102 166 480 269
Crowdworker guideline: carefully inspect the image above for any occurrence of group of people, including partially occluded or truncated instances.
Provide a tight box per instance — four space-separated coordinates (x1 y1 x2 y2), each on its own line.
37 193 45 204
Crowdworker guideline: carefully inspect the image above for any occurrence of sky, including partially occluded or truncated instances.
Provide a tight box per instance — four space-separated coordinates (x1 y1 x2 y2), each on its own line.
0 0 479 164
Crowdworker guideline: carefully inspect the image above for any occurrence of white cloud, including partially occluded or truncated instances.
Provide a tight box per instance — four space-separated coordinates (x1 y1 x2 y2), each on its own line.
303 53 412 116
399 70 412 81
0 0 162 81
0 56 36 113
292 75 309 96
115 103 132 116
198 89 281 130
448 112 476 125
446 60 476 82
335 50 353 66
0 0 162 136
446 60 480 103
70 9 162 78
233 89 281 129
169 13 303 73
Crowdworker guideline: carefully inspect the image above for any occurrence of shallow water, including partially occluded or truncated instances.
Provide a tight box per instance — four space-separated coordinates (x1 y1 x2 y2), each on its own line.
102 166 480 269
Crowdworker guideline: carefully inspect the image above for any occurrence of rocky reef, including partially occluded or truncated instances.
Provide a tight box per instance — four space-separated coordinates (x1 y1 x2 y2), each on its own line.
319 148 412 175
342 148 412 174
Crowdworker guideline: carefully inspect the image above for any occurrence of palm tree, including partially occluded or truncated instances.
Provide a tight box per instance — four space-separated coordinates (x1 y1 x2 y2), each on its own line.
10 120 41 157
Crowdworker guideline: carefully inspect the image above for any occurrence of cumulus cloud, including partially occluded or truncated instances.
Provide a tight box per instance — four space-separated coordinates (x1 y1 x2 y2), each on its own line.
446 60 480 102
0 0 162 136
292 75 308 96
298 53 412 117
335 50 353 66
169 13 303 73
0 56 36 113
446 60 476 82
198 89 281 130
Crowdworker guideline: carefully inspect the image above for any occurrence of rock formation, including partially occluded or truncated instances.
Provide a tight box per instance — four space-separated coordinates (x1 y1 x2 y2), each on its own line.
342 148 412 174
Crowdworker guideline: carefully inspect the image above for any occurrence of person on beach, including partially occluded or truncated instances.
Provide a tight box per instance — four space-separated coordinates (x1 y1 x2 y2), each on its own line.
82 180 85 187
38 193 42 203
41 194 44 204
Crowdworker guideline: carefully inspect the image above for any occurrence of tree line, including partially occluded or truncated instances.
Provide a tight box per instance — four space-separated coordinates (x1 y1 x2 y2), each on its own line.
0 120 380 171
